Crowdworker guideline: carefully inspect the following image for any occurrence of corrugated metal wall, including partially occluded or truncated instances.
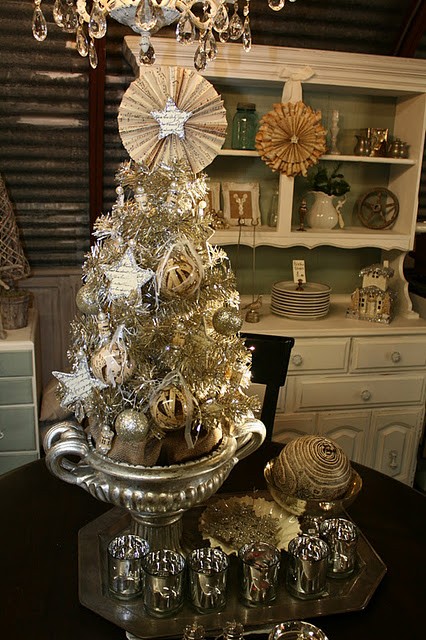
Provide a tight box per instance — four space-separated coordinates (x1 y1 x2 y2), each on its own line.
0 0 425 269
0 0 90 267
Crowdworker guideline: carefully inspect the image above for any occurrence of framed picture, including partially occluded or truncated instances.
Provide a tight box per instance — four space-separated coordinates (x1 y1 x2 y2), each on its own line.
221 182 261 226
206 181 221 213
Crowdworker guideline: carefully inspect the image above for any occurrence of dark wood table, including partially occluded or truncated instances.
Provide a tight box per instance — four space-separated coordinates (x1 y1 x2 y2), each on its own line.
1 441 424 639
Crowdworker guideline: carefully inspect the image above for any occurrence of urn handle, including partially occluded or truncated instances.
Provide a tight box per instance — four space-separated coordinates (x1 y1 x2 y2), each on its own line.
233 417 266 461
43 421 93 486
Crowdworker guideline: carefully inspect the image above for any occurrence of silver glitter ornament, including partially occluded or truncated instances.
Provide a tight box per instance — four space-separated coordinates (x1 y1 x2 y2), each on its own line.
212 306 243 336
75 283 99 314
115 409 150 443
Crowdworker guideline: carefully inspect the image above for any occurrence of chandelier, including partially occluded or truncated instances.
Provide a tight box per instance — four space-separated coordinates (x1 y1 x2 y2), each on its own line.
32 0 298 70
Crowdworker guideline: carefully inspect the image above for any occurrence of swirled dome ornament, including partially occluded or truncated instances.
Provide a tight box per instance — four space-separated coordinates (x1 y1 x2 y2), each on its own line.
272 435 352 500
255 101 327 177
118 66 227 173
115 409 150 443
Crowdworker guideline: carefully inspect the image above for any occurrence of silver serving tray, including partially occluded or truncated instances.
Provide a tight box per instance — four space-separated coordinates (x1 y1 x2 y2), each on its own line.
78 493 386 639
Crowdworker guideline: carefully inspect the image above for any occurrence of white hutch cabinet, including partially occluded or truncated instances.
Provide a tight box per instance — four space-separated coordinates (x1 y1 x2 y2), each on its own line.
124 39 426 486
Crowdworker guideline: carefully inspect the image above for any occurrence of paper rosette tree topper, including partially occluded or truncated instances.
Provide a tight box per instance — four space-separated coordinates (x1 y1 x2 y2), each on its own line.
118 65 227 173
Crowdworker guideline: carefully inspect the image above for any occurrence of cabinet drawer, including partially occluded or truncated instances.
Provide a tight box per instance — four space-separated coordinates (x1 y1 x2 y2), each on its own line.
0 351 33 376
292 374 426 410
288 338 350 374
0 406 36 451
350 337 426 372
0 452 38 476
0 378 34 405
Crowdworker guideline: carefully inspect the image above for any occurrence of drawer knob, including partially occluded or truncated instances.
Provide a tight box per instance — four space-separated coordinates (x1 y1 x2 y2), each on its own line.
391 351 401 363
292 354 303 366
361 389 371 401
0 430 4 440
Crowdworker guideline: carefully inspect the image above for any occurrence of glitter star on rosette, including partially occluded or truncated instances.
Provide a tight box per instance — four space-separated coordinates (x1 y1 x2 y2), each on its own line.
117 65 227 173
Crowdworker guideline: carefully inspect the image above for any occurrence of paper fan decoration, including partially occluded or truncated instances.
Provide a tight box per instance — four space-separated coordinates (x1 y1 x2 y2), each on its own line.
255 101 327 177
118 66 227 173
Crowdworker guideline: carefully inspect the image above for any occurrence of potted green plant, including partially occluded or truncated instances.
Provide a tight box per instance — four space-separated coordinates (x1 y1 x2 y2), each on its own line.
0 174 31 335
306 163 351 229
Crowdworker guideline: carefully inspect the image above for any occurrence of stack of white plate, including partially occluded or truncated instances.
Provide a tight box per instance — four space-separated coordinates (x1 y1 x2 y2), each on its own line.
271 281 331 320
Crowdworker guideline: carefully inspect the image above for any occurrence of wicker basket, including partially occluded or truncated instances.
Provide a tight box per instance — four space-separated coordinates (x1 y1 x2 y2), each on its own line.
0 290 31 329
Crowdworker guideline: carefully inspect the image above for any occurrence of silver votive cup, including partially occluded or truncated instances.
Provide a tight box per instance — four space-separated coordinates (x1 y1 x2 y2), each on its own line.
142 549 186 618
188 547 229 613
319 517 358 578
107 534 150 599
238 541 281 606
286 534 329 600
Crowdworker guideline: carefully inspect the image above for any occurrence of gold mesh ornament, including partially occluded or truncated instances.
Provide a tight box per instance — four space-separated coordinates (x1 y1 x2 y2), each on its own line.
255 101 327 177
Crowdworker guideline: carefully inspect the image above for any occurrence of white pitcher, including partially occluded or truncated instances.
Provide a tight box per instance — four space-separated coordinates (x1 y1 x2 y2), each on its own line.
307 191 346 230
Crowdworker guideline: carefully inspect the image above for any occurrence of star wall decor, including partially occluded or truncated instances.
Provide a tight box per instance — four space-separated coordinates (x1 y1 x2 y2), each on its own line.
105 248 154 300
150 97 192 140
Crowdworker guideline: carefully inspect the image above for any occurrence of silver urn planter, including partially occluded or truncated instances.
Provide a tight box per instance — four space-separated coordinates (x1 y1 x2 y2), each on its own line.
43 418 265 552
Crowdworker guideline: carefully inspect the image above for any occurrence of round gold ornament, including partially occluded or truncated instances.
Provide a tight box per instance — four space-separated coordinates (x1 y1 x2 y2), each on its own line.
255 101 327 177
76 283 99 314
90 343 133 386
150 385 188 432
115 409 150 443
212 306 243 336
158 250 202 299
272 435 352 501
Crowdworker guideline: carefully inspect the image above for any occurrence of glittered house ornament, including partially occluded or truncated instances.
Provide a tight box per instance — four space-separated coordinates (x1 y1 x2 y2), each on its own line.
346 260 395 324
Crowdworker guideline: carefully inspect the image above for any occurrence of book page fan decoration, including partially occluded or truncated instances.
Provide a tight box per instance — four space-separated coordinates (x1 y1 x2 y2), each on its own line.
255 65 326 177
255 101 327 177
118 66 227 173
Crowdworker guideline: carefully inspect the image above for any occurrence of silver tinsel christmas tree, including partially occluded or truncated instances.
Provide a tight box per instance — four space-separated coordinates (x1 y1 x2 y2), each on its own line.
54 160 258 467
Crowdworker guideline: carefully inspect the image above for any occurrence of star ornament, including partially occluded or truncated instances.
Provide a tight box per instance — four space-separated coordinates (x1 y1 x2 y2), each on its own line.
150 97 192 141
105 248 154 300
53 357 107 409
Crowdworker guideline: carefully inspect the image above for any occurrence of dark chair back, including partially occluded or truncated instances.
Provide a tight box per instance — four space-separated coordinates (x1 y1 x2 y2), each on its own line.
241 333 294 440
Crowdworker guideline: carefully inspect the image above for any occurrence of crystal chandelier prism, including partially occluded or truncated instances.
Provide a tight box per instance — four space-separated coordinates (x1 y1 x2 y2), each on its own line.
32 0 298 70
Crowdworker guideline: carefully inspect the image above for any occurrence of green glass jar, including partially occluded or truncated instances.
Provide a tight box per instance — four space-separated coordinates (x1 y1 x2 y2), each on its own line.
231 103 258 150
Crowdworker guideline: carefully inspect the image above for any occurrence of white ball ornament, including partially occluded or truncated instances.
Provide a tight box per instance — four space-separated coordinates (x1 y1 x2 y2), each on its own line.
212 306 243 335
115 410 150 443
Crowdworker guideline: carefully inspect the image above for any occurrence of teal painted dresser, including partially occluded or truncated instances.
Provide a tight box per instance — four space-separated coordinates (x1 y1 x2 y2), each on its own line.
0 309 40 474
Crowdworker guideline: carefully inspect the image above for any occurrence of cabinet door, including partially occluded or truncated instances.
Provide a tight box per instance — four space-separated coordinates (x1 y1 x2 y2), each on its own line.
272 412 316 444
317 410 370 464
367 407 424 485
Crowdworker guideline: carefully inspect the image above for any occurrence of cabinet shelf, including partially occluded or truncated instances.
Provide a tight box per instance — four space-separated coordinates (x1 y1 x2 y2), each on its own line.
218 151 415 165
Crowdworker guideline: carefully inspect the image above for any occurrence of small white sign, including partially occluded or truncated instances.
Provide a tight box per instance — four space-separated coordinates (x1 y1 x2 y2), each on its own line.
292 259 306 284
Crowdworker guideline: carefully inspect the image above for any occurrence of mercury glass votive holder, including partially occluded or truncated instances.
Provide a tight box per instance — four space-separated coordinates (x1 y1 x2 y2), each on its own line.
188 547 229 613
107 534 150 600
319 517 358 578
142 549 186 618
238 541 281 606
286 534 329 600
